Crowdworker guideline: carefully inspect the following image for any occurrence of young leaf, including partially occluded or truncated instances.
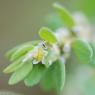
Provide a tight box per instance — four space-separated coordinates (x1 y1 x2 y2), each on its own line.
8 62 33 85
10 45 34 61
53 3 75 29
39 27 57 44
40 65 54 91
6 46 20 59
24 64 46 87
53 59 65 92
3 57 24 74
41 59 65 92
71 39 93 64
6 40 40 59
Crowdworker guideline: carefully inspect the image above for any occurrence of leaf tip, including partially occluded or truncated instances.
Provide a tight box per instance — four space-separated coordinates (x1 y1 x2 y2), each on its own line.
8 80 15 85
39 27 57 44
3 67 11 74
53 3 64 11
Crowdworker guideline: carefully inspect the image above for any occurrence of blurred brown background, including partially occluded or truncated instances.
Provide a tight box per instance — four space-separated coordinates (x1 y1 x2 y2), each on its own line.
0 0 94 95
0 0 64 95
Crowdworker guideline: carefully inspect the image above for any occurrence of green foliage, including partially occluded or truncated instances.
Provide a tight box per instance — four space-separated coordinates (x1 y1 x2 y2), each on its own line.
69 0 95 22
53 3 75 29
46 13 64 31
3 57 24 73
39 27 57 44
6 41 40 60
90 44 95 66
3 3 94 95
24 64 46 87
41 59 65 92
10 45 34 61
53 59 65 92
40 65 54 91
9 62 33 85
71 39 93 64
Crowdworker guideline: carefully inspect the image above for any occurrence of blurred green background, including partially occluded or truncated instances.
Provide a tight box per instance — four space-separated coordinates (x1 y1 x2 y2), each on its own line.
0 0 95 95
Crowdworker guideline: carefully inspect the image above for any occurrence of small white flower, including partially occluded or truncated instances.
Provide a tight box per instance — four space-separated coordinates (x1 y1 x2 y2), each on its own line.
22 41 48 65
55 28 70 45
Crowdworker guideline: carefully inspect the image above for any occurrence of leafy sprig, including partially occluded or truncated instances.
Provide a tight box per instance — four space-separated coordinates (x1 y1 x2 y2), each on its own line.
3 3 94 94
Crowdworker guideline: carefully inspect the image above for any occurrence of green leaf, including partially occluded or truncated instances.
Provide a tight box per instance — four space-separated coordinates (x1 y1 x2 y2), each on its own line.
41 59 65 92
3 57 25 74
6 40 40 59
53 59 65 92
39 27 57 44
71 39 93 64
10 45 34 61
40 65 54 91
53 3 75 29
46 13 64 31
8 63 33 85
24 64 46 87
6 46 20 59
89 44 95 66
